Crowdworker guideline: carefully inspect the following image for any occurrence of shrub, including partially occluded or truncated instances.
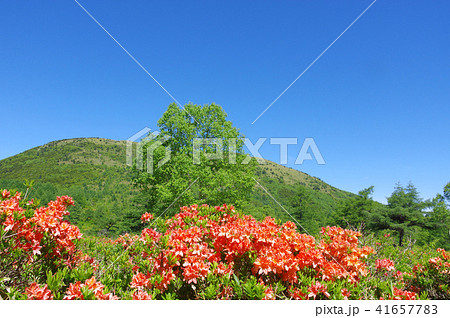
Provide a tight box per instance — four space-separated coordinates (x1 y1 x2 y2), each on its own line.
0 190 84 299
119 204 376 299
2 189 449 300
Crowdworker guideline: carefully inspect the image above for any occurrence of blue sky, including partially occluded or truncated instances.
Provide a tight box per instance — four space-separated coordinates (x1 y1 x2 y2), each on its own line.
1 0 449 203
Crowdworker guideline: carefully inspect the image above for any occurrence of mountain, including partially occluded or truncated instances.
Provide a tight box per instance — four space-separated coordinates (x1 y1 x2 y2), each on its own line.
0 138 354 236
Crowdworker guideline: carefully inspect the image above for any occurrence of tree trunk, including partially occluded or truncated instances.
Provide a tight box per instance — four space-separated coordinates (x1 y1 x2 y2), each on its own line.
398 229 404 247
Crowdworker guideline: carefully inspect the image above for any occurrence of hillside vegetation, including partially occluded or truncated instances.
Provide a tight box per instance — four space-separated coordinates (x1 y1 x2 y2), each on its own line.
0 138 353 236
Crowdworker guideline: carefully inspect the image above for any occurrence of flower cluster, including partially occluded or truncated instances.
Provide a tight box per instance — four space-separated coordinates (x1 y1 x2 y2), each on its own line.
0 190 93 300
25 283 53 300
141 212 154 223
63 277 118 300
380 287 418 300
317 226 374 282
114 233 138 249
125 204 375 299
307 281 330 299
375 258 395 272
404 248 450 299
1 192 82 264
3 191 448 300
25 277 118 300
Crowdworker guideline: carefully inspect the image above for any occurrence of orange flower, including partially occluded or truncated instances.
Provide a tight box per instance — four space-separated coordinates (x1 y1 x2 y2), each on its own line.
1 189 10 199
375 259 395 271
341 288 351 300
132 290 152 300
391 287 418 300
25 283 53 300
141 212 154 223
63 277 118 300
131 272 149 289
308 281 330 299
289 287 308 300
263 286 276 300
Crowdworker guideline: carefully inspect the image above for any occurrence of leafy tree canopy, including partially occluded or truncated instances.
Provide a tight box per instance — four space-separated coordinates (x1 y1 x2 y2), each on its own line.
131 103 256 219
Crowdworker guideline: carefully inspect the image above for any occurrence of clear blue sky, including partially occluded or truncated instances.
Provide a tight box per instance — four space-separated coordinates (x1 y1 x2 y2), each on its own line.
1 0 449 203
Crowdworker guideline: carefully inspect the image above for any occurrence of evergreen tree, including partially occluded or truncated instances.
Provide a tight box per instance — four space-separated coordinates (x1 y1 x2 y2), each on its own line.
331 186 375 231
373 183 428 246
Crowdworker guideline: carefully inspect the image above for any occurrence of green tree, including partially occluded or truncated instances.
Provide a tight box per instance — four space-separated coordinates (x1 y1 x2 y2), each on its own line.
424 182 450 249
444 182 450 202
331 186 375 231
373 183 428 246
288 186 320 234
132 103 256 218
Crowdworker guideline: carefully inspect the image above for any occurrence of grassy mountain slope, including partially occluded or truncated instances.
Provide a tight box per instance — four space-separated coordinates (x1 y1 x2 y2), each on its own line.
247 160 354 233
0 138 354 236
0 138 127 185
